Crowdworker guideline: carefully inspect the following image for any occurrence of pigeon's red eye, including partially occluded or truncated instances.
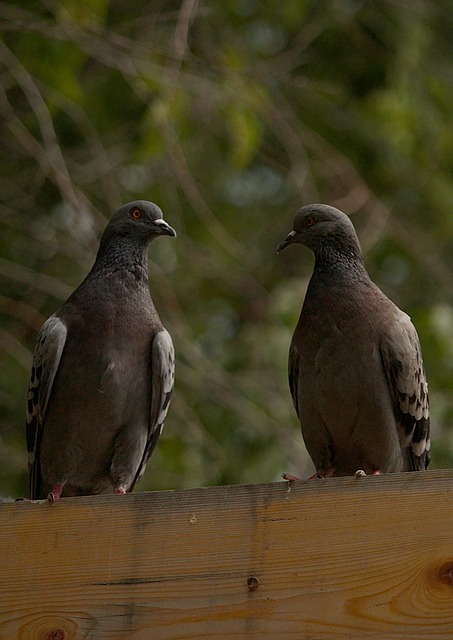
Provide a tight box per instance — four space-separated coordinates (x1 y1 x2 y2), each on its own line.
131 208 142 220
305 215 316 227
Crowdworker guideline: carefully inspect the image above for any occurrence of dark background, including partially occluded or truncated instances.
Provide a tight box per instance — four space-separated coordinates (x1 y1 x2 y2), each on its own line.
1 0 452 497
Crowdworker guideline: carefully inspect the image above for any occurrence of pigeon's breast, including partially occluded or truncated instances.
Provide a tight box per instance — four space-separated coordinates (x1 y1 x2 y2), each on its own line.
296 286 396 432
39 298 156 488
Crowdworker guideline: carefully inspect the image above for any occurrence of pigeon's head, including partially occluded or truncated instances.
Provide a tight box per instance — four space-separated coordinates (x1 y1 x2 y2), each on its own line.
104 200 176 244
277 204 361 257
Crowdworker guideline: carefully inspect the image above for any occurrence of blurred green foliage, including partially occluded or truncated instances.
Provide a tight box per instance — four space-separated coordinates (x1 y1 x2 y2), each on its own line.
1 0 452 498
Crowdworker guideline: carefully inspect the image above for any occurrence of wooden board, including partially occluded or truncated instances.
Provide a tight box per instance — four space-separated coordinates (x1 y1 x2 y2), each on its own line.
2 470 453 639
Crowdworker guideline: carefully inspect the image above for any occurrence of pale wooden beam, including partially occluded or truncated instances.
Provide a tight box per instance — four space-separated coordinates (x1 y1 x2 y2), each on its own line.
2 470 453 639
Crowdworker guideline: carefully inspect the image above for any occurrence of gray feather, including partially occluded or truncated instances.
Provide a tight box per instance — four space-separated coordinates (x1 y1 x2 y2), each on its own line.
26 200 176 499
279 203 430 476
26 315 67 498
380 314 430 469
130 329 175 489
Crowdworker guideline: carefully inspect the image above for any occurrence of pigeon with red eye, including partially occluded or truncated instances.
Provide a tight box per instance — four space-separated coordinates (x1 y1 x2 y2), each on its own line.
26 200 176 500
277 203 430 479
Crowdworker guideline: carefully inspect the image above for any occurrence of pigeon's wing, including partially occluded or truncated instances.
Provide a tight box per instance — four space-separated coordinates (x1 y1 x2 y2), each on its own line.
130 328 175 490
26 314 67 499
288 342 301 418
380 312 430 470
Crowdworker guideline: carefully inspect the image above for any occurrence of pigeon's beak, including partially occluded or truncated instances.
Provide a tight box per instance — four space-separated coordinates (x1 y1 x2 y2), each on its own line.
154 219 177 238
277 230 296 253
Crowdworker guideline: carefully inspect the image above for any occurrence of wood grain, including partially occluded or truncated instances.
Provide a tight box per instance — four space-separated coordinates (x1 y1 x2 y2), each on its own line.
2 470 453 639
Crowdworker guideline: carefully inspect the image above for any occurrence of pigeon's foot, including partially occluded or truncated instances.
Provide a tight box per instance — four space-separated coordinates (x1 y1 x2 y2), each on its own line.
281 472 301 482
282 467 335 482
114 486 126 494
355 468 381 478
47 482 64 502
307 467 335 480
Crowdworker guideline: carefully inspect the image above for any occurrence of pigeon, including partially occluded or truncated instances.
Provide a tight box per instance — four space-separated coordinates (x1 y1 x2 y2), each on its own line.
26 200 176 500
277 203 430 478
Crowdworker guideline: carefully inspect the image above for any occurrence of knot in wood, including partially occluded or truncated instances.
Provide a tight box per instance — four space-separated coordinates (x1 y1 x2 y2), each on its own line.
46 630 66 640
440 562 453 586
247 576 260 591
